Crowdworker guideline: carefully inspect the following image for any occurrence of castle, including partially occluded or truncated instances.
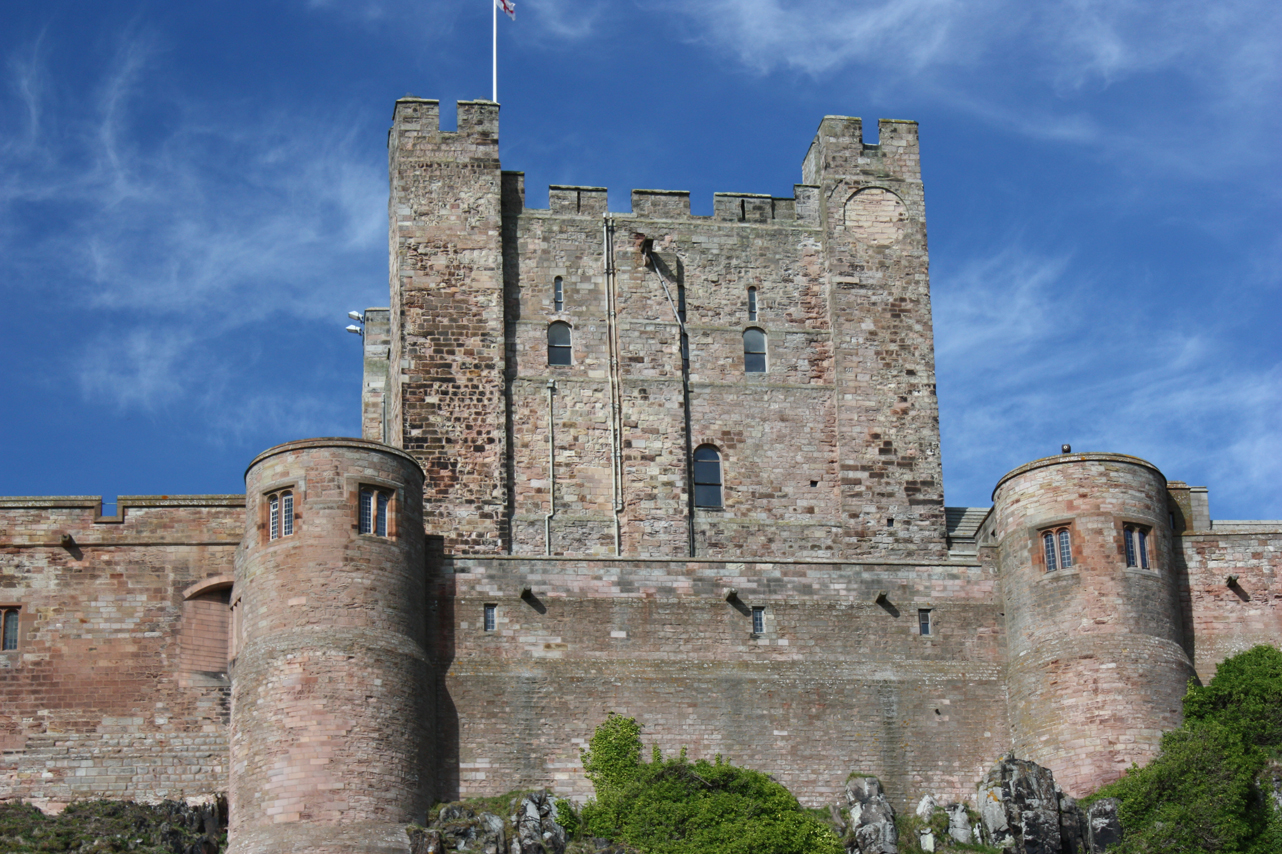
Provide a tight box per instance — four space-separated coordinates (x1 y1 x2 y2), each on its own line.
2 98 1279 854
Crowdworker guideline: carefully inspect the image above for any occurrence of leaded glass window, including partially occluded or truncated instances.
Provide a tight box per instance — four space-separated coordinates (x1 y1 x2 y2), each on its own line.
693 445 723 509
743 327 766 373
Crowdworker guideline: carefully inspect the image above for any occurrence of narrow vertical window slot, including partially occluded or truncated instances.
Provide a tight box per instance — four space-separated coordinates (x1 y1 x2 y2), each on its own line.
2 608 19 651
747 287 758 321
281 492 294 537
269 495 280 540
918 609 932 636
553 276 564 312
484 604 497 632
1043 531 1058 571
751 606 765 634
1058 529 1073 568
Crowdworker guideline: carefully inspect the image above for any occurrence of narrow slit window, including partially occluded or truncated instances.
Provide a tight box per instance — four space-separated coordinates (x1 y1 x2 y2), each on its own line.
693 445 723 509
553 276 564 312
743 327 766 373
484 604 497 632
747 287 758 321
1044 531 1058 571
751 606 765 635
269 494 280 540
377 491 390 537
2 608 19 651
548 321 572 366
919 609 932 636
1058 529 1073 569
1125 527 1137 566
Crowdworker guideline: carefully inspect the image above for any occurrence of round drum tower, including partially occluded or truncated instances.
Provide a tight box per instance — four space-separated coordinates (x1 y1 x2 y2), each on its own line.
992 452 1194 797
230 438 428 854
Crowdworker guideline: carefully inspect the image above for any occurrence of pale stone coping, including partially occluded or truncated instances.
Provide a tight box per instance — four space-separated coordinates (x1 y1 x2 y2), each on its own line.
0 495 243 508
448 555 982 568
548 184 607 191
992 452 1163 499
1208 520 1282 533
244 436 424 480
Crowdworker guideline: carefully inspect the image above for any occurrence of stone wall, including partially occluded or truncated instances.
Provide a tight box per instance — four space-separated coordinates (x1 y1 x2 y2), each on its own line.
0 495 241 810
429 554 1008 810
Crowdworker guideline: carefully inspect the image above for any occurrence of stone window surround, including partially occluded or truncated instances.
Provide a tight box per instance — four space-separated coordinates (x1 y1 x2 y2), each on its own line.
1 604 23 653
258 479 300 545
1032 518 1075 573
1122 522 1154 570
345 474 402 540
547 321 573 367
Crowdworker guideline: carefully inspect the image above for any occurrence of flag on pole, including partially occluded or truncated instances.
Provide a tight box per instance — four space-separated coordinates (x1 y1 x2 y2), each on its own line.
496 0 515 20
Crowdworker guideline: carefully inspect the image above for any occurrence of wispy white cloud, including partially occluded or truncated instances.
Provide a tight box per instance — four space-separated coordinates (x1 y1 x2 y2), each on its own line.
935 243 1282 518
0 28 384 428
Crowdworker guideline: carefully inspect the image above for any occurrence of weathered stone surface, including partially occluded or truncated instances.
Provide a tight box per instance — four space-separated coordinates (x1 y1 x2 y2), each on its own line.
846 775 898 854
1084 798 1122 854
976 755 1063 853
510 790 567 854
944 802 972 844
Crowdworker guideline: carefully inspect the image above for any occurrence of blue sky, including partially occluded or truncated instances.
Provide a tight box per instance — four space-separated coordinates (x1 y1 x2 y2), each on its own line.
1 0 1278 519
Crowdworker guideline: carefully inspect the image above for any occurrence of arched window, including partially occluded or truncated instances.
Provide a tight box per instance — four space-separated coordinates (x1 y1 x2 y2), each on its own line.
267 490 294 540
1043 526 1073 571
747 287 758 321
1124 525 1150 568
554 276 565 312
548 321 572 366
743 327 766 373
693 445 723 509
2 608 19 651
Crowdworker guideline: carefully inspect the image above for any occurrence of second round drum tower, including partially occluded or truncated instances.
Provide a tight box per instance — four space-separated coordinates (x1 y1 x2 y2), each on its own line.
992 452 1196 797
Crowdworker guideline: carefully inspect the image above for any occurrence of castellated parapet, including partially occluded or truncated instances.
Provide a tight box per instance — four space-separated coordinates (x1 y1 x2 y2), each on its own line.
231 439 429 854
2 101 1279 820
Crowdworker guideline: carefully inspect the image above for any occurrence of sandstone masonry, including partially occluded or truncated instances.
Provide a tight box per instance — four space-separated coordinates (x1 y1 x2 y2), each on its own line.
1 100 1278 854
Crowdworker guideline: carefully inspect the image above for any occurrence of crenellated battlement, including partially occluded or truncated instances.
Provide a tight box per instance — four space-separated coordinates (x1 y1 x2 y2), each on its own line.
390 97 499 139
510 184 822 225
802 116 921 185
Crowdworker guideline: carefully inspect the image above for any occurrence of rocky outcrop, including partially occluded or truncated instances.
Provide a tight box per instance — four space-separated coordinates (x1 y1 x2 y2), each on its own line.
975 755 1122 854
410 791 568 854
845 775 898 854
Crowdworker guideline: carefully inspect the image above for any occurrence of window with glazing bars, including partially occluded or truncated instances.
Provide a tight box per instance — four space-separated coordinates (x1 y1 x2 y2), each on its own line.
747 287 758 321
751 606 765 634
484 604 497 632
268 491 294 540
1044 531 1058 571
1058 529 1073 568
2 608 19 651
919 609 932 636
743 327 766 373
554 276 564 312
693 445 723 508
548 322 572 366
1124 526 1150 568
359 488 390 536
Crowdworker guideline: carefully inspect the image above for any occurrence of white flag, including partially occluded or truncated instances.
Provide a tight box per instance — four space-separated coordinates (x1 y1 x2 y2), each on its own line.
496 0 515 20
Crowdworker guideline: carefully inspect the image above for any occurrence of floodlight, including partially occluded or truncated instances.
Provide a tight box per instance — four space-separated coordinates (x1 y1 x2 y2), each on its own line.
345 324 363 335
348 311 364 322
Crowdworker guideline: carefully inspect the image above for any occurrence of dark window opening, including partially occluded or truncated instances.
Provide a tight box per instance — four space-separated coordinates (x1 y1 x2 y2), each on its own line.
747 287 758 321
751 606 765 634
743 327 766 373
2 608 19 651
693 445 723 509
919 609 932 636
554 276 564 312
484 603 497 632
1125 525 1151 569
548 321 572 366
360 488 391 536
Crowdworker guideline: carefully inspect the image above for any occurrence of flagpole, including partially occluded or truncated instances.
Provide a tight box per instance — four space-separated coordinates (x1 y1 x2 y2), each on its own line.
492 0 498 103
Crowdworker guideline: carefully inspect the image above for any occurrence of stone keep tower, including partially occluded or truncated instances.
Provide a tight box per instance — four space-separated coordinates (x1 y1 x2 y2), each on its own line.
376 99 946 561
231 439 430 854
991 453 1196 797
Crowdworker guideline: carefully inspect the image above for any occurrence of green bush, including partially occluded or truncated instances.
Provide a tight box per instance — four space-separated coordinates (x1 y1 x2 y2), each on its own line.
0 799 223 854
578 714 842 854
1089 645 1282 854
